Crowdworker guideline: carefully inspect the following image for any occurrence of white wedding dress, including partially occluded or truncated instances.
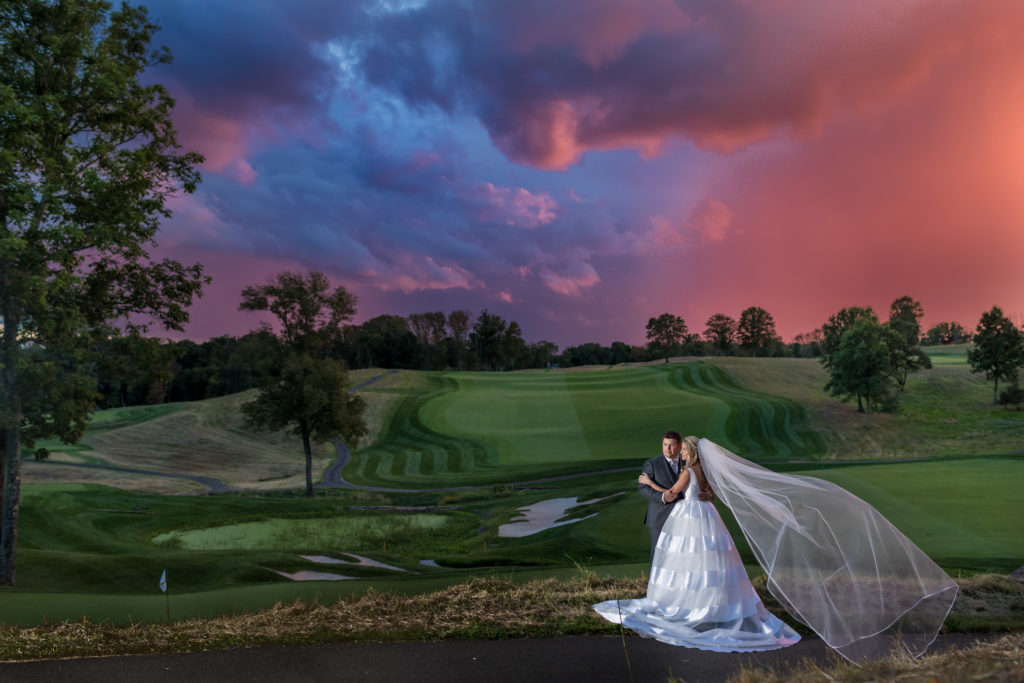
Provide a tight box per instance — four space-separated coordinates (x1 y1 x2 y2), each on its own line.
593 467 800 652
595 440 958 663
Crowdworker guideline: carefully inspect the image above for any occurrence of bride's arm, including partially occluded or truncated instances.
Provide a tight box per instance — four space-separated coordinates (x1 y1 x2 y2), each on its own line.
668 469 690 495
637 472 666 492
639 470 690 494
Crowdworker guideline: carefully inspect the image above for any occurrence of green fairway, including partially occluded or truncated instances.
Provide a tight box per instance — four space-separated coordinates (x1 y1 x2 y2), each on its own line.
346 363 824 488
925 343 971 366
793 457 1024 574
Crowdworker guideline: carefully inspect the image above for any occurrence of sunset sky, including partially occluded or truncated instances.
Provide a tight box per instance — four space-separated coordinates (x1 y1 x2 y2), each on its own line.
142 0 1024 348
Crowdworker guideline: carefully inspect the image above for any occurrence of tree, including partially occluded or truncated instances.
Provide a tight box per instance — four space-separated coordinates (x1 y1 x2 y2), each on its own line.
924 321 969 345
886 296 931 389
608 341 632 365
791 328 823 358
0 1 208 585
353 314 409 368
820 307 878 412
470 309 507 371
824 318 900 427
703 314 737 356
95 330 178 408
967 306 1024 404
998 384 1024 411
527 340 559 368
502 320 527 370
239 271 366 496
446 309 471 370
645 313 688 362
737 307 778 357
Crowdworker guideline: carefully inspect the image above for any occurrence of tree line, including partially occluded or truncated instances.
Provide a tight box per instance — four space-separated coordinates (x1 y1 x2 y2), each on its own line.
91 299 1017 412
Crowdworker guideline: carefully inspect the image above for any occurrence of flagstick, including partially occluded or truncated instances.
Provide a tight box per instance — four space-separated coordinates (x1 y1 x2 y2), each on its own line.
166 582 170 622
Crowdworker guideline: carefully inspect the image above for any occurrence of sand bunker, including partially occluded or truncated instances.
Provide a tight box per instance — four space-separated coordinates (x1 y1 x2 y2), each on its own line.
270 570 356 581
300 553 406 572
498 494 620 538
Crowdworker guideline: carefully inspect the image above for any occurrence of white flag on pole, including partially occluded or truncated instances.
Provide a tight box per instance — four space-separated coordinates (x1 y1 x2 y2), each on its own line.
159 568 167 593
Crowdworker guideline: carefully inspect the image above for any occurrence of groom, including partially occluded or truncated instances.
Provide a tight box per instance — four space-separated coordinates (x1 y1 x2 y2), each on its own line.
639 430 711 561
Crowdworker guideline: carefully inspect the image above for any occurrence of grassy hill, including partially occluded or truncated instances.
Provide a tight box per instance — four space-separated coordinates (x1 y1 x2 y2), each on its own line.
7 354 1022 626
345 362 824 489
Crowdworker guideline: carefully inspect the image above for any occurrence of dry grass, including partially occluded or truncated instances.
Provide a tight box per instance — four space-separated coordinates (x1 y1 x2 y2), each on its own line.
31 369 400 492
726 633 1024 682
0 575 644 661
20 461 206 494
46 391 334 490
352 370 424 449
1 573 1020 665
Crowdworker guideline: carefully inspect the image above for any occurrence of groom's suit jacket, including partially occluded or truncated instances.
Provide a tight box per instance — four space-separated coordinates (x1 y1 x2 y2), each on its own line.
639 455 682 537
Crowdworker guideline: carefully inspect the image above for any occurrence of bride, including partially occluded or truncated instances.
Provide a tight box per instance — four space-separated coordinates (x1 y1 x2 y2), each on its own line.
593 437 959 663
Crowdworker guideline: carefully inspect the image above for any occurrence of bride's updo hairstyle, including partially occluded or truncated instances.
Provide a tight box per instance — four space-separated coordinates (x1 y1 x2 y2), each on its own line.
682 436 700 468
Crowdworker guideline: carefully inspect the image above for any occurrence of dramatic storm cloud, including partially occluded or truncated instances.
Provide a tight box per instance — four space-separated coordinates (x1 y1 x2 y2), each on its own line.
143 0 1024 346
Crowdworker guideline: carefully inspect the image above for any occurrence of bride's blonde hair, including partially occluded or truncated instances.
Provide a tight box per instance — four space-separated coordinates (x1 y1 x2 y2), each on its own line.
682 436 700 468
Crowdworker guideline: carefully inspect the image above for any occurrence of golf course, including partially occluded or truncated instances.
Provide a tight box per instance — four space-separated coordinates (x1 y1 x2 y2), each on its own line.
6 351 1023 629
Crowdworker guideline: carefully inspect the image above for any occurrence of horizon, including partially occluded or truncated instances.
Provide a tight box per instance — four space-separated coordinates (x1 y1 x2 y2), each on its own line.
139 0 1024 349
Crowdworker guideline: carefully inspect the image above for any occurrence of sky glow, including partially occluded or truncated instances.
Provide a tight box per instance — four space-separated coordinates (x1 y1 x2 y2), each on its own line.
144 0 1024 347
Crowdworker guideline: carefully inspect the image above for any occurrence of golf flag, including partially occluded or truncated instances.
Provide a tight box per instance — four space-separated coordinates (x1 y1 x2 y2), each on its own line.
159 569 167 593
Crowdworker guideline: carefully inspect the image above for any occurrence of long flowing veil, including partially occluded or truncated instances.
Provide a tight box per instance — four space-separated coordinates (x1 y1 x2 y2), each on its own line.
697 439 958 663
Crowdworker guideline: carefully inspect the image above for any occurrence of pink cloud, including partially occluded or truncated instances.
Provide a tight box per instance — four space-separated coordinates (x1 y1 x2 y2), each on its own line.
490 0 692 68
465 182 559 228
688 196 734 244
539 263 601 297
170 93 261 184
647 215 690 248
473 1 1020 169
172 94 250 169
666 10 1024 339
381 255 482 294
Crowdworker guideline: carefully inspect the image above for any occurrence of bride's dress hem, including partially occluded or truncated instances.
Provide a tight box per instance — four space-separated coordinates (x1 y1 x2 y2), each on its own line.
593 473 800 652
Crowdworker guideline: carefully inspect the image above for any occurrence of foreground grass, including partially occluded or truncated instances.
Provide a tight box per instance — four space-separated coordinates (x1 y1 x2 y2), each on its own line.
1 573 1020 664
726 633 1024 683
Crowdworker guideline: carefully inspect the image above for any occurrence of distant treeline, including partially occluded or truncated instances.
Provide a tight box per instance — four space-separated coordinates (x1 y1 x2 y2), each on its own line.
96 307 974 409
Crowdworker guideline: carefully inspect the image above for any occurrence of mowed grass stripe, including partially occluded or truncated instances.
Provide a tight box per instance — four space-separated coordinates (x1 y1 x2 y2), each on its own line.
347 363 827 487
565 366 730 461
421 371 587 466
350 374 494 486
666 362 824 459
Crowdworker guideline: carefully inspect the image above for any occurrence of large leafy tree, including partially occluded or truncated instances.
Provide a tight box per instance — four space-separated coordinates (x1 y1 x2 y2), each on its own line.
886 296 931 389
824 318 900 427
736 306 778 357
239 271 366 497
645 313 688 362
968 306 1024 404
703 313 737 356
0 0 207 585
820 306 878 412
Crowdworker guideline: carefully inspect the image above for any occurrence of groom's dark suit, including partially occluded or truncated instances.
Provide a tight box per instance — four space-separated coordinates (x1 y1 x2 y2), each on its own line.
639 454 683 562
